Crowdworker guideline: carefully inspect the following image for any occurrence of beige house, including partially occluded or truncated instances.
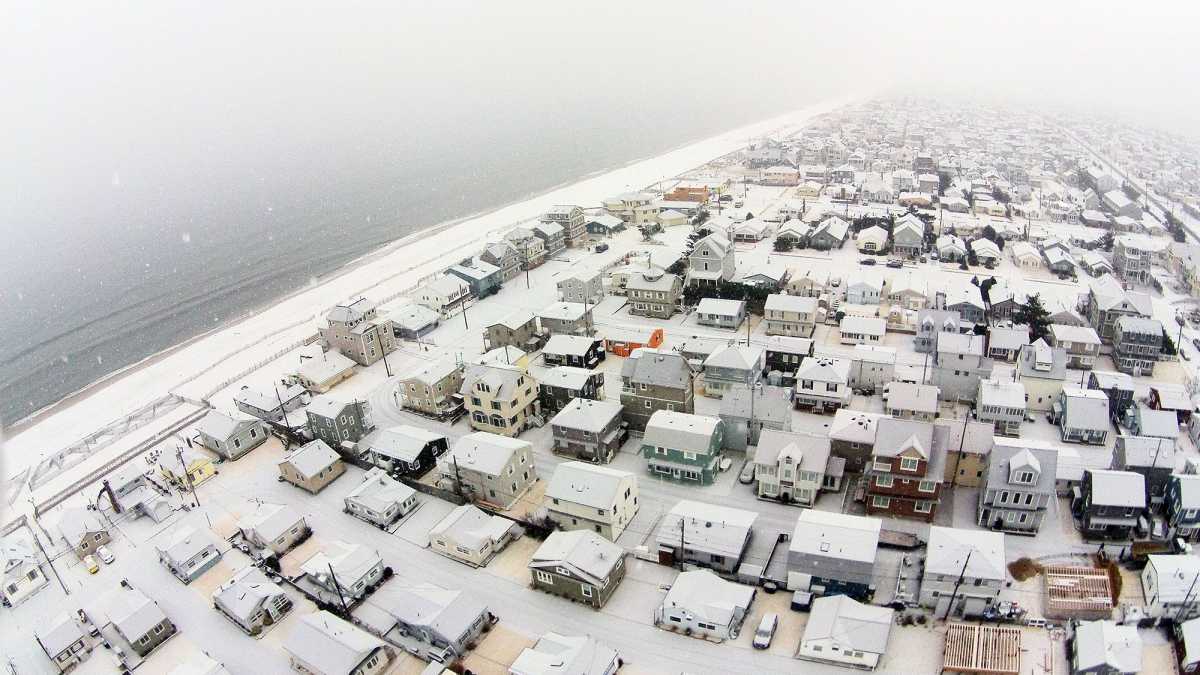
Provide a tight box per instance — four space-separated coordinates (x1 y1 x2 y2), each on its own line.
460 363 540 437
278 440 345 493
544 462 639 540
57 508 111 559
319 297 397 368
398 359 463 418
764 294 818 338
438 432 536 509
429 504 519 567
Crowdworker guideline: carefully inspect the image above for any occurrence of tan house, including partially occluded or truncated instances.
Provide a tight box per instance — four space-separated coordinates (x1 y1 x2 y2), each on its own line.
319 297 397 368
438 432 536 509
460 363 541 437
56 508 111 559
278 440 345 493
544 462 639 540
429 504 519 567
398 359 464 419
764 294 818 338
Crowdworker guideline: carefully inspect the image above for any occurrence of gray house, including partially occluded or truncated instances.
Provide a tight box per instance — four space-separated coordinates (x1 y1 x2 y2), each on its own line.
619 348 694 431
212 565 294 636
719 384 792 451
787 510 881 601
932 332 992 402
537 302 592 337
353 584 492 664
193 410 267 460
483 311 544 352
306 396 374 454
1113 316 1163 376
549 398 625 464
702 345 765 399
237 502 310 556
625 266 682 319
1088 371 1136 422
654 501 755 574
1053 388 1110 445
539 366 604 414
695 298 746 330
98 586 177 658
319 297 397 367
1112 435 1176 507
977 445 1057 533
446 257 502 299
36 615 91 671
1071 620 1142 675
480 241 522 282
556 268 604 305
155 526 222 584
914 309 963 353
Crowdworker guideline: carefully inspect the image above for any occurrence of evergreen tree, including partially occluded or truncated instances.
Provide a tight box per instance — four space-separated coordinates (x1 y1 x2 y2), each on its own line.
1014 293 1052 341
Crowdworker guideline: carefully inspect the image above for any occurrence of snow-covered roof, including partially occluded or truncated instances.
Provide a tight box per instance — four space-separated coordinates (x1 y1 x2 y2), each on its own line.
658 570 754 627
1073 620 1141 673
545 462 633 511
925 526 1005 582
284 611 385 675
643 411 722 455
280 440 341 479
656 500 756 559
443 433 530 476
530 530 623 587
790 509 881 564
1087 470 1146 508
804 595 893 655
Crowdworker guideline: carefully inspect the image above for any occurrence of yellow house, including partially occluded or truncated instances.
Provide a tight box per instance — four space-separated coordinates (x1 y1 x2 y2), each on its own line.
160 447 217 488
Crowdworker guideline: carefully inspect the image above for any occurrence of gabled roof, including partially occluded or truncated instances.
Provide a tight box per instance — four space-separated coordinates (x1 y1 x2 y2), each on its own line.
443 433 530 476
238 502 304 542
1073 620 1142 673
550 397 622 433
829 409 883 445
1087 470 1146 508
545 462 633 510
345 468 416 512
703 344 765 371
804 595 894 655
510 633 619 675
429 504 515 550
284 611 384 675
643 411 721 454
213 566 287 623
362 425 444 462
300 541 381 585
925 527 1005 582
280 440 341 479
156 525 217 563
659 570 754 626
622 348 691 389
873 417 934 459
530 530 623 586
795 356 849 383
99 586 167 641
194 410 258 441
354 583 487 648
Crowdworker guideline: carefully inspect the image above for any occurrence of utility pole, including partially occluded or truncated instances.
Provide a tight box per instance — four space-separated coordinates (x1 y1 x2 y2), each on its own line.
1176 572 1200 622
29 522 69 595
371 324 393 377
678 516 686 571
177 445 200 507
941 549 973 621
327 563 351 616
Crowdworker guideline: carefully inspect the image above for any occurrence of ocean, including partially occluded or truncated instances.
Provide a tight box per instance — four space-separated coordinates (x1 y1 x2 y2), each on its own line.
0 97 811 425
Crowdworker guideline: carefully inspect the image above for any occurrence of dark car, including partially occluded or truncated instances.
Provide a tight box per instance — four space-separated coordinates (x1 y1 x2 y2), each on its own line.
594 243 609 252
859 258 876 266
886 259 904 268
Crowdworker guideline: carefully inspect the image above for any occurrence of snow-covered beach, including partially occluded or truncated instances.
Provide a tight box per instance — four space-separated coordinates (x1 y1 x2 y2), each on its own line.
1 97 849 480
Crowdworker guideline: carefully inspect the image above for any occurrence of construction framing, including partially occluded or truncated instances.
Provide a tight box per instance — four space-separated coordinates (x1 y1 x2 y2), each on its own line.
941 623 1021 674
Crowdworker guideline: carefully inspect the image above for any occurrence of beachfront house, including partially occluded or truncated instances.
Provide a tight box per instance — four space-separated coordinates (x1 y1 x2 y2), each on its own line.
320 297 397 368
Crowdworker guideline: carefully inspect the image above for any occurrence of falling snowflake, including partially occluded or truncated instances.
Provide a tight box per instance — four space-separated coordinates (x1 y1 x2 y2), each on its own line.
181 232 192 244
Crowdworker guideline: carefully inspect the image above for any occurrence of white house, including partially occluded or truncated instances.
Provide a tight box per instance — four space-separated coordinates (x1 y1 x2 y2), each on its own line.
798 595 894 670
544 462 639 540
919 526 1006 618
653 570 755 642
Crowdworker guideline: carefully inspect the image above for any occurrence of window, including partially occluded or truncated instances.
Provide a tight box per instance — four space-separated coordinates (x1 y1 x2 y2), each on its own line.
872 496 890 508
536 571 554 584
915 501 931 513
153 623 165 635
899 457 919 471
876 474 894 488
581 585 593 598
918 480 935 493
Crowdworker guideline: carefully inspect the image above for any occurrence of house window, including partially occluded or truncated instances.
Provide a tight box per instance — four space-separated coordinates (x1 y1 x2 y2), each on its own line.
581 585 593 598
918 480 935 493
915 501 932 513
536 570 554 584
876 474 894 488
872 496 890 508
899 458 919 471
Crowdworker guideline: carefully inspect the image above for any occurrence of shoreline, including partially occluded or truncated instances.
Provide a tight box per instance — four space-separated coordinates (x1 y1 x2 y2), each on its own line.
3 96 850 466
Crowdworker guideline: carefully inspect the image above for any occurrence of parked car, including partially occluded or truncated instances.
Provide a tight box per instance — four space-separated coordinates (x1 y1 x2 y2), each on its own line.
738 462 756 484
96 545 115 564
733 200 745 208
859 258 876 266
1191 337 1200 351
886 259 904 268
752 613 779 649
83 555 100 574
594 243 609 253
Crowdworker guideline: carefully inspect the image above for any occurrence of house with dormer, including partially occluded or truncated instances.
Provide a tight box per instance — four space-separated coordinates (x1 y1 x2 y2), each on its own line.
977 445 1057 533
864 418 943 522
687 232 735 287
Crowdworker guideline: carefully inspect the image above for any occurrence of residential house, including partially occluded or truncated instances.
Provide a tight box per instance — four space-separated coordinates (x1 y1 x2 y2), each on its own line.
510 634 621 675
845 276 884 306
625 266 682 319
752 429 836 506
284 611 393 675
388 302 440 340
319 298 396 368
887 274 928 311
941 419 998 488
1071 620 1142 675
233 382 308 424
437 433 535 509
156 526 221 584
290 345 357 393
787 510 881 601
919 527 1006 618
702 345 765 398
1112 435 1176 507
798 595 894 671
976 377 1027 436
865 418 943 522
460 363 540 437
892 215 926 257
483 312 544 353
212 566 294 637
936 234 968 261
352 584 491 665
1113 234 1155 284
1053 388 1110 445
1019 339 1069 411
933 332 992 403
1076 470 1146 539
793 356 852 413
915 309 964 353
1126 405 1179 440
619 348 694 431
764 294 818 338
541 205 586 248
763 335 812 384
306 395 374 454
36 614 90 671
733 219 772 242
1010 241 1042 270
640 411 724 485
810 216 850 250
849 345 896 393
1113 316 1163 376
193 410 267 461
344 468 419 528
1142 555 1200 621
1 535 47 607
695 298 746 330
883 381 940 422
539 366 605 415
556 268 603 305
1180 618 1200 673
653 570 755 642
56 509 110 559
542 335 604 369
987 326 1029 363
602 192 657 224
977 445 1057 533
479 241 522 282
856 225 889 253
1150 383 1193 424
1084 274 1152 342
537 302 592 337
719 384 792 451
1088 371 1136 422
654 501 756 574
398 360 464 419
237 503 309 556
360 425 448 476
298 541 384 604
417 276 473 318
829 409 883 472
544 462 638 540
429 504 518 567
1166 474 1200 540
944 285 987 325
687 232 735 287
446 258 502 300
278 440 345 493
529 531 625 610
98 586 177 658
505 227 547 269
1048 324 1102 369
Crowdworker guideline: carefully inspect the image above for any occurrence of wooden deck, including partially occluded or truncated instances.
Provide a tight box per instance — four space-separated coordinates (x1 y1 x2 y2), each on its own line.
941 623 1021 674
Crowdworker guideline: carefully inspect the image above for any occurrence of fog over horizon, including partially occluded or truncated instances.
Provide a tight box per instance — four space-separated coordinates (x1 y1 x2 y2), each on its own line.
2 1 1199 422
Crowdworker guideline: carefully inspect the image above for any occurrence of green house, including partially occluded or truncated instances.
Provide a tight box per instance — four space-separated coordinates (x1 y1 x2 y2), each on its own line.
640 410 724 484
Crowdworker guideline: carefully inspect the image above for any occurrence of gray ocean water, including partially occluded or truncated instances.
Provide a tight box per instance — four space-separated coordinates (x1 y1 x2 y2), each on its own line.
0 97 811 425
